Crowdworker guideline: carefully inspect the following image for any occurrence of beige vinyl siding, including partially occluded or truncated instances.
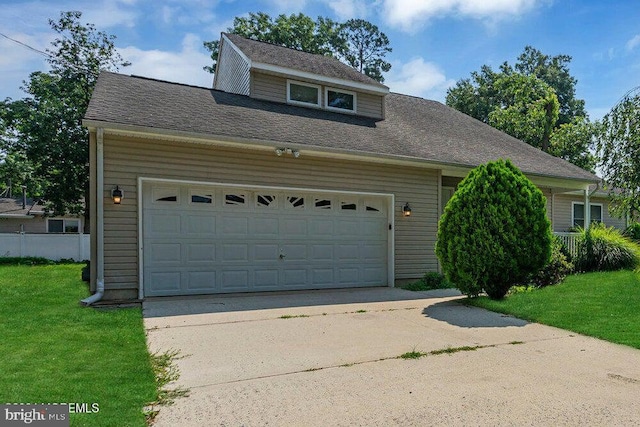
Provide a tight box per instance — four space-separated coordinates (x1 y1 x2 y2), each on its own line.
0 217 46 233
552 194 626 231
214 38 250 95
357 92 384 119
251 72 286 103
101 134 439 294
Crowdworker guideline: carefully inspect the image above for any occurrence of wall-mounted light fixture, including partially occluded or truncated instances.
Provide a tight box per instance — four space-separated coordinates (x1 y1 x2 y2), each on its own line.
275 147 300 158
111 186 123 204
402 202 412 217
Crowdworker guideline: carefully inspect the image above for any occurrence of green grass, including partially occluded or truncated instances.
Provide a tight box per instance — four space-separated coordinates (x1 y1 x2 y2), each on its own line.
466 270 640 349
0 264 157 426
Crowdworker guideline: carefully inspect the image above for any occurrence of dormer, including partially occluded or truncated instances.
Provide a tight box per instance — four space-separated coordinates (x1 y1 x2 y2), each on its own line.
213 33 389 119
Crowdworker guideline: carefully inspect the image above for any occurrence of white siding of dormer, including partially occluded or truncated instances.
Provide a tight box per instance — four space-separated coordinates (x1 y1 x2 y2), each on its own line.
214 37 250 95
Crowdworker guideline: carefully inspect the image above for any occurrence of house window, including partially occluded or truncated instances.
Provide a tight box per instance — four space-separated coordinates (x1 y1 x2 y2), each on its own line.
48 219 80 233
191 194 213 204
257 194 277 208
315 198 332 209
572 202 603 228
287 196 305 209
225 194 246 206
287 81 320 107
326 88 356 113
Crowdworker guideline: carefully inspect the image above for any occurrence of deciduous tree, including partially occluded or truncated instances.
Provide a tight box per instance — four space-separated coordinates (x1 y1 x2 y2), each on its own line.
203 12 392 82
0 11 129 227
597 88 640 220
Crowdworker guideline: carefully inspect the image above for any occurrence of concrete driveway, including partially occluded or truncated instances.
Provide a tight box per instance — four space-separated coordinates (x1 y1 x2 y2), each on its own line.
144 288 640 426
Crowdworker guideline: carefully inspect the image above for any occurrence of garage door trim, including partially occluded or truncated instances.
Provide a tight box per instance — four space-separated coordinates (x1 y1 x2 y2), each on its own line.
138 177 395 299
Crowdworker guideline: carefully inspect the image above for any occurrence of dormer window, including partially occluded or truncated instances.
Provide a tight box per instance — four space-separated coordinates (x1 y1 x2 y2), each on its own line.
326 88 356 113
287 80 321 107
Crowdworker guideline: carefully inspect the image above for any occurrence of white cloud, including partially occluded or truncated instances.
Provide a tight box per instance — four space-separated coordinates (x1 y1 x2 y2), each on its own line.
381 0 540 32
118 33 213 88
384 57 455 101
626 34 640 51
324 0 369 20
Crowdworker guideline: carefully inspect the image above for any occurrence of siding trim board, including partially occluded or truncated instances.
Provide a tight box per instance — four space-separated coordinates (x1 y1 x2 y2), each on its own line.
138 176 395 297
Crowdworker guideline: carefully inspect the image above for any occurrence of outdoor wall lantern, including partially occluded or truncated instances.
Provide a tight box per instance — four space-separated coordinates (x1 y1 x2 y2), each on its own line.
402 202 412 217
111 186 123 204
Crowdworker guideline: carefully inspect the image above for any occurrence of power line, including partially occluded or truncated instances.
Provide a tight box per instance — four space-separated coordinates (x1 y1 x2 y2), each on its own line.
0 32 51 58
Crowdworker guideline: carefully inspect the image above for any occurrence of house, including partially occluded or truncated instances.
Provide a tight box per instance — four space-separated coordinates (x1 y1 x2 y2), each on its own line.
0 192 88 261
82 33 600 303
0 195 82 234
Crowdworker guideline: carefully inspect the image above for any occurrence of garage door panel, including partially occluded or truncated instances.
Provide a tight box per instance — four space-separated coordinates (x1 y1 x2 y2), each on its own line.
311 244 334 260
221 216 249 236
148 271 182 292
148 213 181 236
312 268 334 285
336 220 360 236
255 269 279 287
254 244 279 261
338 268 359 283
143 182 389 296
309 219 333 237
283 269 308 286
362 243 386 261
149 243 182 263
221 243 249 261
363 267 385 283
187 244 216 262
281 218 307 237
281 244 307 260
361 219 386 237
251 217 279 236
337 244 360 261
220 270 249 291
186 271 217 291
185 214 216 235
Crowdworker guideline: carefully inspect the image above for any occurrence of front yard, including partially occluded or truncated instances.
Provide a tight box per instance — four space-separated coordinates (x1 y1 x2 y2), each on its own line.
466 270 640 349
0 264 157 426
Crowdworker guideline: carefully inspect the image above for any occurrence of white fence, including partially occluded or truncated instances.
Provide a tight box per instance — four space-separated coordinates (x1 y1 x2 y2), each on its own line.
0 233 90 261
554 232 580 258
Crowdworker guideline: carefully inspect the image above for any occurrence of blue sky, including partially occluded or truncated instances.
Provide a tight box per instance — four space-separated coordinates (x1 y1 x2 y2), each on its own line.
1 0 639 120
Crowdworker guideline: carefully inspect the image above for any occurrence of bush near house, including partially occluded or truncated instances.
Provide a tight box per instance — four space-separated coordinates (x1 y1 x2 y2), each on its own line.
575 223 640 272
402 272 452 291
528 236 574 288
623 222 640 243
436 159 552 299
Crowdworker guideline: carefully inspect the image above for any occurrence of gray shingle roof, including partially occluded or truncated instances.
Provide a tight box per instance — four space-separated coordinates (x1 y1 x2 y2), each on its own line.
223 33 388 90
85 72 598 183
0 197 44 216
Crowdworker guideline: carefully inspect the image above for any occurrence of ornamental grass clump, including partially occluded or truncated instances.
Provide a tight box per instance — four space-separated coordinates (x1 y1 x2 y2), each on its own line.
436 159 552 299
575 223 640 272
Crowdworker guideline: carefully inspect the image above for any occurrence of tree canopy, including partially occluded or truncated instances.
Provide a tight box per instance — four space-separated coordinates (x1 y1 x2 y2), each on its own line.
0 11 129 221
446 46 593 171
597 87 640 220
203 12 392 82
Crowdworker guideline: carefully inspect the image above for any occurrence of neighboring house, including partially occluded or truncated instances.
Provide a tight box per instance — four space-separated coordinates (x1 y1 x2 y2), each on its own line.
0 196 82 234
83 33 599 302
0 195 88 261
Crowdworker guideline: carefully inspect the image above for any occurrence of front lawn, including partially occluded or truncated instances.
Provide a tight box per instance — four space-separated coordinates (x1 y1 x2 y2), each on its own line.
466 270 640 349
0 264 157 426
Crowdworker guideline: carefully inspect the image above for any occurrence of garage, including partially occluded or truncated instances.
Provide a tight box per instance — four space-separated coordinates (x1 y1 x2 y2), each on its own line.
141 180 393 296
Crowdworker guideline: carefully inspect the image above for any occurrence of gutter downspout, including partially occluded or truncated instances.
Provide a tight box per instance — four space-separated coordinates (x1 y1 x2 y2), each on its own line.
81 128 105 306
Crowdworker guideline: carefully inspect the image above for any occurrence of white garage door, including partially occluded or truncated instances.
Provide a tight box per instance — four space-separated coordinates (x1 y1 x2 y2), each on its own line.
142 181 390 296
